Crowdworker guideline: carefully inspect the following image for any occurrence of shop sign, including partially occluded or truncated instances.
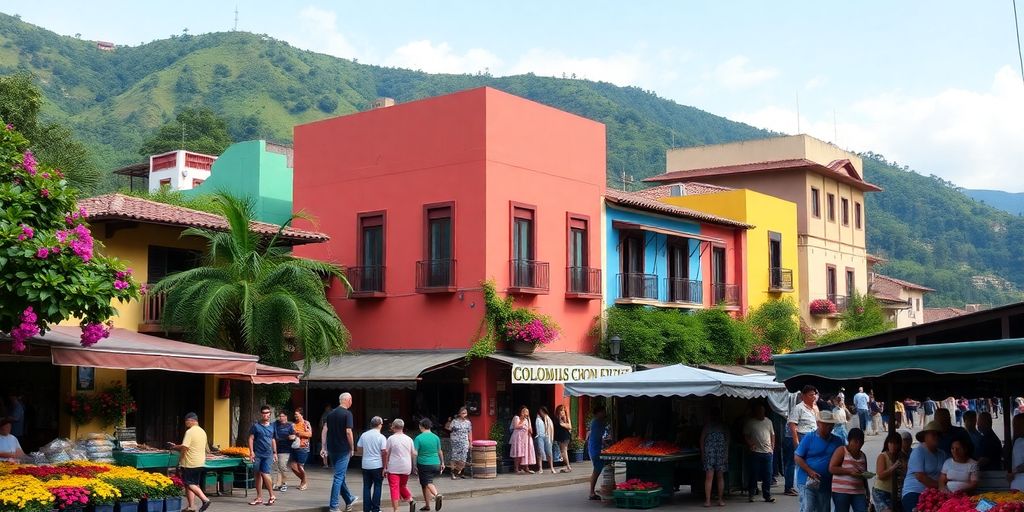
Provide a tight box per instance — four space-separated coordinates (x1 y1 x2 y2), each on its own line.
511 364 632 384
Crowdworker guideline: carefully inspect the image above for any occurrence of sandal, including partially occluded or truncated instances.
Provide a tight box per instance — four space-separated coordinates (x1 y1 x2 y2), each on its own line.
589 494 602 501
248 498 263 506
298 483 308 491
266 496 276 506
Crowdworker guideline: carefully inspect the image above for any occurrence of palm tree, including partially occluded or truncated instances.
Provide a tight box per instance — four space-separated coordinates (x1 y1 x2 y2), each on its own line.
150 193 349 443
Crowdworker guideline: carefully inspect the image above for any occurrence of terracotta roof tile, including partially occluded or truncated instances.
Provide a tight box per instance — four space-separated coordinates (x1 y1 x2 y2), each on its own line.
923 307 968 323
604 189 752 229
873 274 935 292
644 158 882 192
630 183 733 201
78 193 328 245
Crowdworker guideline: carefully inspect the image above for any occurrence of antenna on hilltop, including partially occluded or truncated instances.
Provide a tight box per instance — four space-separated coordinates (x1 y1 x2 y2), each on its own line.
616 170 635 192
181 121 186 149
233 5 239 31
795 90 801 134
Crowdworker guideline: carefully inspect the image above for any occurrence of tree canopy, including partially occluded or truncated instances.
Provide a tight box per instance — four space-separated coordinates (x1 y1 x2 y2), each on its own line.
138 107 233 157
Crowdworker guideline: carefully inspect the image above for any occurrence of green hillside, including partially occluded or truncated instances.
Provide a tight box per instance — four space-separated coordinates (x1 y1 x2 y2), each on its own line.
1 12 1021 307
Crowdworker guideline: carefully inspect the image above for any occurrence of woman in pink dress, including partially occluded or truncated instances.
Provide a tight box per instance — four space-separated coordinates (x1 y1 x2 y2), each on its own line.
510 405 537 474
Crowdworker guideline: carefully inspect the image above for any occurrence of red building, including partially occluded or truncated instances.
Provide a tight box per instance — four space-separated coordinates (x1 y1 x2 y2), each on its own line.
293 88 628 440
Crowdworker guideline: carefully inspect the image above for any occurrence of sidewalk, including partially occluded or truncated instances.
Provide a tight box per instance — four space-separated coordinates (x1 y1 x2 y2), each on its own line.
207 462 596 512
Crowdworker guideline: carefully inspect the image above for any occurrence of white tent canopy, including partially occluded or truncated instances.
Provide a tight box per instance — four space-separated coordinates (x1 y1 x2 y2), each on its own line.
564 363 791 414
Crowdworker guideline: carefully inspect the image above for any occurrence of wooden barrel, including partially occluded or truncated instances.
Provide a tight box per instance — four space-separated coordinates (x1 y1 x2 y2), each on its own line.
470 445 497 479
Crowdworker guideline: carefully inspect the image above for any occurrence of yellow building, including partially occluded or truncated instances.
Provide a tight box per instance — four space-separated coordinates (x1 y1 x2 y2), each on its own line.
4 193 318 451
646 134 881 332
641 184 800 312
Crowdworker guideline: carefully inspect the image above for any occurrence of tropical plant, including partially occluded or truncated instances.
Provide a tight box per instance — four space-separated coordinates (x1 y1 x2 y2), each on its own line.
744 298 803 352
0 122 140 353
148 192 349 443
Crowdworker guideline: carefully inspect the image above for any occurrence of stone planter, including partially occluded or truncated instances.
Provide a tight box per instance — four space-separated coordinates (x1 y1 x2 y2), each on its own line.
116 501 140 512
164 497 183 512
510 341 536 355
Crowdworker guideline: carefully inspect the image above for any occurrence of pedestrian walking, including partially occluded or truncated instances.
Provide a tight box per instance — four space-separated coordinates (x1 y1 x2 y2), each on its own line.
247 405 278 506
744 402 776 503
509 405 536 474
413 418 445 511
830 428 868 512
272 411 296 492
535 406 556 475
385 419 416 512
168 412 211 512
444 407 472 479
794 410 843 512
923 397 937 425
553 404 573 473
853 387 870 432
291 408 312 490
873 432 904 512
831 396 850 445
357 416 388 512
786 385 819 497
586 406 608 501
700 407 729 507
321 392 358 512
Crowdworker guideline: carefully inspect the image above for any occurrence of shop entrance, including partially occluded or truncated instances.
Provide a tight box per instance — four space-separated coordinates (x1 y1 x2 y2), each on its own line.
128 371 204 445
510 383 555 417
417 365 466 426
0 362 59 452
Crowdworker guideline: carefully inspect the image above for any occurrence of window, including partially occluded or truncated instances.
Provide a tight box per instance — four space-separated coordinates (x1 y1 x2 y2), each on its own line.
810 188 821 218
667 239 692 302
916 298 921 311
357 213 385 292
619 232 647 298
424 204 453 287
147 246 202 283
712 246 726 286
192 178 204 188
159 178 171 188
827 193 836 222
841 198 850 226
855 202 862 229
826 265 837 297
511 205 537 288
845 269 855 296
567 215 591 294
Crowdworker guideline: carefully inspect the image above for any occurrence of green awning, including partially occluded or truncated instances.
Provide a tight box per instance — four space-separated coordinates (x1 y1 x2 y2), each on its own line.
774 338 1024 384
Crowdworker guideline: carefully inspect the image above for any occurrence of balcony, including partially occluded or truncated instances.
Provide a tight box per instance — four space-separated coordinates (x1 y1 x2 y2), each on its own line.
347 266 386 298
666 278 703 306
769 267 794 292
616 273 658 303
810 294 848 316
508 259 550 294
416 259 456 293
138 285 181 333
566 267 602 299
713 283 740 306
829 294 849 313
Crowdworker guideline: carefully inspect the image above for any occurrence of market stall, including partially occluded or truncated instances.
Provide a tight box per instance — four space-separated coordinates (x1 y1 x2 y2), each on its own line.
564 364 790 502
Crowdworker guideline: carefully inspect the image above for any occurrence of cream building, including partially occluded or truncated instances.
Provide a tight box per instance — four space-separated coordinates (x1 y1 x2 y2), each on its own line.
646 134 881 332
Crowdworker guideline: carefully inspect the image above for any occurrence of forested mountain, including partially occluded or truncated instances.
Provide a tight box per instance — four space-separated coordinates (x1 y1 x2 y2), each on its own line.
1 12 1021 307
963 189 1024 216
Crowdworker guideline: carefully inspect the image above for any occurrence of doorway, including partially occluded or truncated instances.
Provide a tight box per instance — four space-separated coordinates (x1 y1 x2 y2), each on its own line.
128 371 204 445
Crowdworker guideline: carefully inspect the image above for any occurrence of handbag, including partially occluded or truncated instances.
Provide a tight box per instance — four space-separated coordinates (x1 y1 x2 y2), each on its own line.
291 437 301 450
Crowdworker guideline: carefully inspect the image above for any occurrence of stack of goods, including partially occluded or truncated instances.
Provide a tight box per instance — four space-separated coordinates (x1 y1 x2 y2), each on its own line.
217 447 251 458
916 489 1024 512
34 438 88 464
80 434 116 463
602 437 681 456
613 479 663 509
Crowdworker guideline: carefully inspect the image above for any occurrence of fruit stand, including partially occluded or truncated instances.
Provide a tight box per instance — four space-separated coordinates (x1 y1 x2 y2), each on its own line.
602 437 698 501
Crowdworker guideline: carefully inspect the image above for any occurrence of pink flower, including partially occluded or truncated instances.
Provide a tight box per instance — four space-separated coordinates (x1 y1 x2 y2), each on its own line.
36 247 49 259
113 279 129 290
5 123 12 130
17 224 33 241
21 150 37 175
40 188 49 198
10 307 40 353
80 322 111 347
55 229 69 243
139 283 149 295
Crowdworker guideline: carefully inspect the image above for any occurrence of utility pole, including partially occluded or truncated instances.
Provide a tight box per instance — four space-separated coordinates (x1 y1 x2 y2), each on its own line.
616 170 635 192
234 5 239 31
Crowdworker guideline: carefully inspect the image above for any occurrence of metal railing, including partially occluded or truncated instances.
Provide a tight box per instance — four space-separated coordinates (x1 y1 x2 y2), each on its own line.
713 283 739 306
618 273 658 300
142 284 165 325
828 294 849 312
509 259 550 291
567 267 601 296
666 278 703 304
347 266 385 294
416 259 456 290
769 267 794 291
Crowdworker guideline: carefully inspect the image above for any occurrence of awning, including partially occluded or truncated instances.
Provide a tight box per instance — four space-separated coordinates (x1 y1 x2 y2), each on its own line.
611 220 725 244
488 352 632 384
301 351 466 389
36 326 258 375
563 363 787 400
224 364 302 385
773 338 1024 384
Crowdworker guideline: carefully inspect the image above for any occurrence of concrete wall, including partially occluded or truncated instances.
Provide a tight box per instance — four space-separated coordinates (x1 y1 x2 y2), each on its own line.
184 140 295 225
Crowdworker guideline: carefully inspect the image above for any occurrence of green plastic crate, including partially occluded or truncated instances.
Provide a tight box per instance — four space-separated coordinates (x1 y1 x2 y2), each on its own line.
613 489 662 509
202 472 219 495
219 473 234 495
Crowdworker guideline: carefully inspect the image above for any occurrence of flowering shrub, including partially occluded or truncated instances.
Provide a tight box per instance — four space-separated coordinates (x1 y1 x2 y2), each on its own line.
809 299 837 315
0 122 140 352
0 474 55 512
615 478 661 491
13 463 110 480
503 317 558 346
750 343 773 363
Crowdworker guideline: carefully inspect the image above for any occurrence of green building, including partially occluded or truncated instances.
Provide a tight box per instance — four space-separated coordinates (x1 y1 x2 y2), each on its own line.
183 140 294 225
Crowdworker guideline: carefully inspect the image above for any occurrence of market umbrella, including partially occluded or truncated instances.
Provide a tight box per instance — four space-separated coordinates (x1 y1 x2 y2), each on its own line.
563 363 787 400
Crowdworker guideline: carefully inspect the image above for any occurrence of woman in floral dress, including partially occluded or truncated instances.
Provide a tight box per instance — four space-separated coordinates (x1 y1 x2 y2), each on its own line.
445 407 472 479
700 407 728 507
509 405 536 474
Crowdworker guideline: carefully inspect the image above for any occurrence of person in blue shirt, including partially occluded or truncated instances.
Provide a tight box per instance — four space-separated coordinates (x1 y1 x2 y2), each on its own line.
794 410 844 512
587 406 608 501
248 405 278 506
901 421 949 512
853 387 870 432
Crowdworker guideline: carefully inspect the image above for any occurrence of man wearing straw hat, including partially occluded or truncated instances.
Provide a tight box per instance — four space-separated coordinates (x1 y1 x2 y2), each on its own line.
794 409 844 512
901 420 949 512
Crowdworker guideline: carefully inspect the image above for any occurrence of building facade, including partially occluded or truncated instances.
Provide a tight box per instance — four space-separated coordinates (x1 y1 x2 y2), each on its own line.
646 134 881 332
183 140 296 225
292 88 627 441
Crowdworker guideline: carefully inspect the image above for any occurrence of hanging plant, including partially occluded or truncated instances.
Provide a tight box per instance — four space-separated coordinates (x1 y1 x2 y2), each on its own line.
466 281 559 359
93 382 137 427
66 393 94 425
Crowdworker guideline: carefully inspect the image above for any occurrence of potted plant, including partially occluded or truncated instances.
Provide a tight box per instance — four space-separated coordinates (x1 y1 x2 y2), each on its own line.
103 478 145 512
569 436 586 462
489 418 513 474
46 485 90 511
503 316 558 354
809 298 837 315
83 478 122 512
162 476 185 512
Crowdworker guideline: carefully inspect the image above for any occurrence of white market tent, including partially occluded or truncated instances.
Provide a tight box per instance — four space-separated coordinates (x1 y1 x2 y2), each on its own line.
564 363 791 413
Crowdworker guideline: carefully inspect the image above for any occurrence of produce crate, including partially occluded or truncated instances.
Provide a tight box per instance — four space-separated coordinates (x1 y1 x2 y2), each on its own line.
613 489 662 509
219 472 234 495
204 457 243 470
113 450 180 469
202 472 219 495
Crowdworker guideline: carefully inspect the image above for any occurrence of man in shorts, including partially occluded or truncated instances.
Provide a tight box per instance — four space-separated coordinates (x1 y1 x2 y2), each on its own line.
170 412 211 511
248 405 278 506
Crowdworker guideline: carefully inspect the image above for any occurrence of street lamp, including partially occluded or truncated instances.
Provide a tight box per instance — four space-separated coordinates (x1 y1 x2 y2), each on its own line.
609 335 622 362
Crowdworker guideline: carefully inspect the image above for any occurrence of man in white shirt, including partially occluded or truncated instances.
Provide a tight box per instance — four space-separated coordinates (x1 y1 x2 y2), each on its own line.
787 383 820 496
0 417 25 462
357 416 388 512
853 387 871 432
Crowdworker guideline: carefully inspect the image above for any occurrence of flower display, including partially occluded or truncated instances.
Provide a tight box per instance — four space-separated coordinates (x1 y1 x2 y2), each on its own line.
751 343 773 363
603 437 680 456
91 382 137 426
503 317 559 346
0 474 56 512
615 479 661 492
13 463 110 480
218 446 251 458
809 298 837 315
44 485 90 509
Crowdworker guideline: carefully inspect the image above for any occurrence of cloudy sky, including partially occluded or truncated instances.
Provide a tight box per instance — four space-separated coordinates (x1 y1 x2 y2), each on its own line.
10 1 1024 190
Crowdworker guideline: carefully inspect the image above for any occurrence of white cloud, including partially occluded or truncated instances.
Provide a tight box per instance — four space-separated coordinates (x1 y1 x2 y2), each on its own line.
709 56 780 90
730 66 1024 191
805 76 828 90
384 40 501 74
291 6 358 59
506 48 651 86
